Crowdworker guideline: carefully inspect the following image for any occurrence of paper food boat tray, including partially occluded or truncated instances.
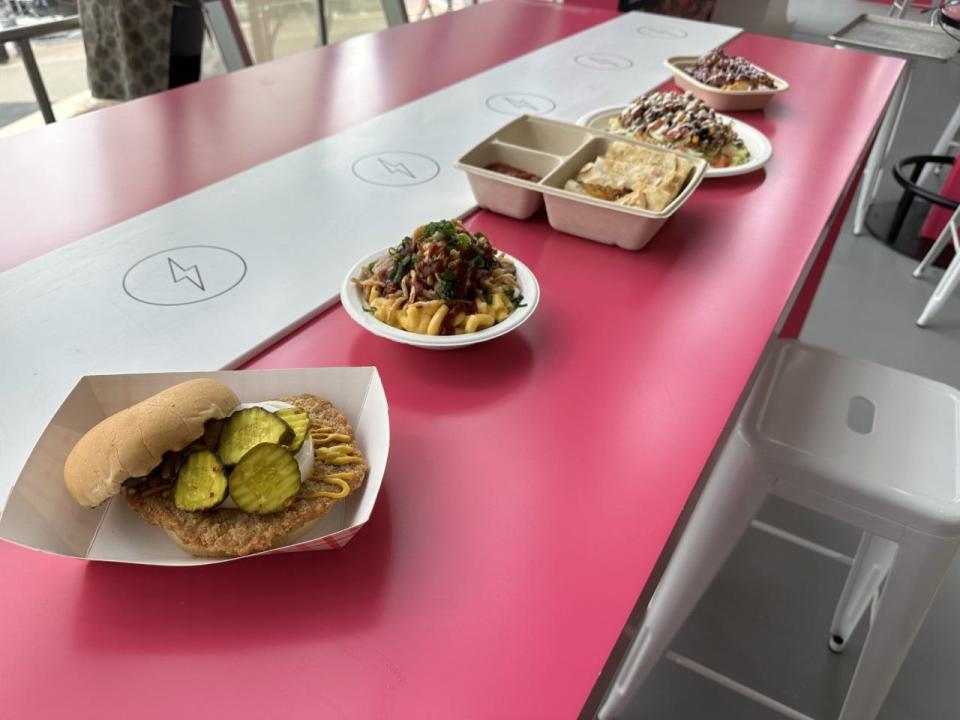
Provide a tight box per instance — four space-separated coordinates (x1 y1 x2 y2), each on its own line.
455 114 707 251
0 367 389 566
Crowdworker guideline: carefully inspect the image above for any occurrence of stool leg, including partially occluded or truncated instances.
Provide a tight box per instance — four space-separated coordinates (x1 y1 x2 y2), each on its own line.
829 532 897 653
202 0 254 70
598 438 770 719
917 102 960 187
913 212 956 279
917 250 960 327
15 39 54 123
838 530 958 720
883 189 916 246
317 0 328 46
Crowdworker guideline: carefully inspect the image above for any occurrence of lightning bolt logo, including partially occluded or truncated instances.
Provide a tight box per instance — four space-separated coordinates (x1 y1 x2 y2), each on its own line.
378 158 416 179
503 96 539 111
637 25 685 38
587 55 621 67
167 257 205 291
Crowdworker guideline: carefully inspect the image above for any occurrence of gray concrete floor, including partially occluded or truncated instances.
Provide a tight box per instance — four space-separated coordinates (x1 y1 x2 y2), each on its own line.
624 1 960 718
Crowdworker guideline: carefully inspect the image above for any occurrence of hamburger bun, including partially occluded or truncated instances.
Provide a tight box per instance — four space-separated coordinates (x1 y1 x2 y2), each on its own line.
64 379 240 508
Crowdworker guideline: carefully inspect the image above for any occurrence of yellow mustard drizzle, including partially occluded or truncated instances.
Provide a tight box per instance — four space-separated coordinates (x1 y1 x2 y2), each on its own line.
303 472 352 499
312 426 362 466
310 424 363 504
316 445 363 465
315 432 352 444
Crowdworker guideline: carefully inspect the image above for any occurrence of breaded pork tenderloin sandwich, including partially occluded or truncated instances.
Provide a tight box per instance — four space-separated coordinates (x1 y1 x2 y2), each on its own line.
64 379 367 557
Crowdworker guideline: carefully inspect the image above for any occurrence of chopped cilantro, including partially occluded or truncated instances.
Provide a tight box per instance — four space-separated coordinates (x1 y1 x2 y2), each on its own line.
506 288 527 308
422 220 458 242
362 306 376 314
438 267 458 301
391 254 413 284
389 237 412 257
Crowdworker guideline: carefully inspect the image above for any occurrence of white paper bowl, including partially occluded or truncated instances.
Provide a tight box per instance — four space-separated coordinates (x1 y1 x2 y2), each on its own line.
576 105 773 178
341 247 540 349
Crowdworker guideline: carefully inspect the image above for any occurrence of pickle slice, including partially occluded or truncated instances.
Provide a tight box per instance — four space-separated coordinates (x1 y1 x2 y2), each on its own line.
218 407 294 465
275 407 310 452
229 443 301 514
173 450 228 512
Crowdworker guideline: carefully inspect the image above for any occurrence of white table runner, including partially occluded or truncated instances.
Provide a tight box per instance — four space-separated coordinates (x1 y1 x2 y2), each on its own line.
0 11 740 505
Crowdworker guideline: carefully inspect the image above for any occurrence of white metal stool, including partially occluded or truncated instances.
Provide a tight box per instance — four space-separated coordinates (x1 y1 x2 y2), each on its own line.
599 340 960 720
890 0 913 19
914 205 960 327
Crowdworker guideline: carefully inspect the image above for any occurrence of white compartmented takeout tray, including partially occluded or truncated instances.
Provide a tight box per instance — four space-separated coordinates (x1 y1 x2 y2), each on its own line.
0 367 390 566
664 55 789 112
455 115 707 251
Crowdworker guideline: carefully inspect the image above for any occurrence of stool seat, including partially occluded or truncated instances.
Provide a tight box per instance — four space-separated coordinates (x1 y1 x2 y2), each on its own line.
747 343 960 535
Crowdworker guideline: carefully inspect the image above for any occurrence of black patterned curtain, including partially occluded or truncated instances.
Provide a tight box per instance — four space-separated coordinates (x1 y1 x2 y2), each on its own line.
619 0 716 21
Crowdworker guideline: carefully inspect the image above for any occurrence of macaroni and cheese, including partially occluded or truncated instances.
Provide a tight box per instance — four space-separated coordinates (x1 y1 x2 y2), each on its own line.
354 220 524 337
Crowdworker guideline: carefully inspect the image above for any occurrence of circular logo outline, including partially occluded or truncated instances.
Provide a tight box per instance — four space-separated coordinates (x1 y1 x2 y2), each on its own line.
485 92 557 116
574 53 634 71
351 151 441 187
122 245 248 307
636 25 688 39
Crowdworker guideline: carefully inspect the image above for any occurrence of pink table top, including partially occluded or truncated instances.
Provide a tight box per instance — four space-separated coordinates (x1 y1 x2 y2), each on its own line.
0 4 903 718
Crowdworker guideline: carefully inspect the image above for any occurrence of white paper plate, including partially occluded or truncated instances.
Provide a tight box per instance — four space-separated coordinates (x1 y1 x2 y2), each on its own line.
341 247 540 349
575 105 772 178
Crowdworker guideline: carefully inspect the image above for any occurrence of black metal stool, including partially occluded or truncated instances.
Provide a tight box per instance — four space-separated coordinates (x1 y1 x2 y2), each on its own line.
879 155 959 262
